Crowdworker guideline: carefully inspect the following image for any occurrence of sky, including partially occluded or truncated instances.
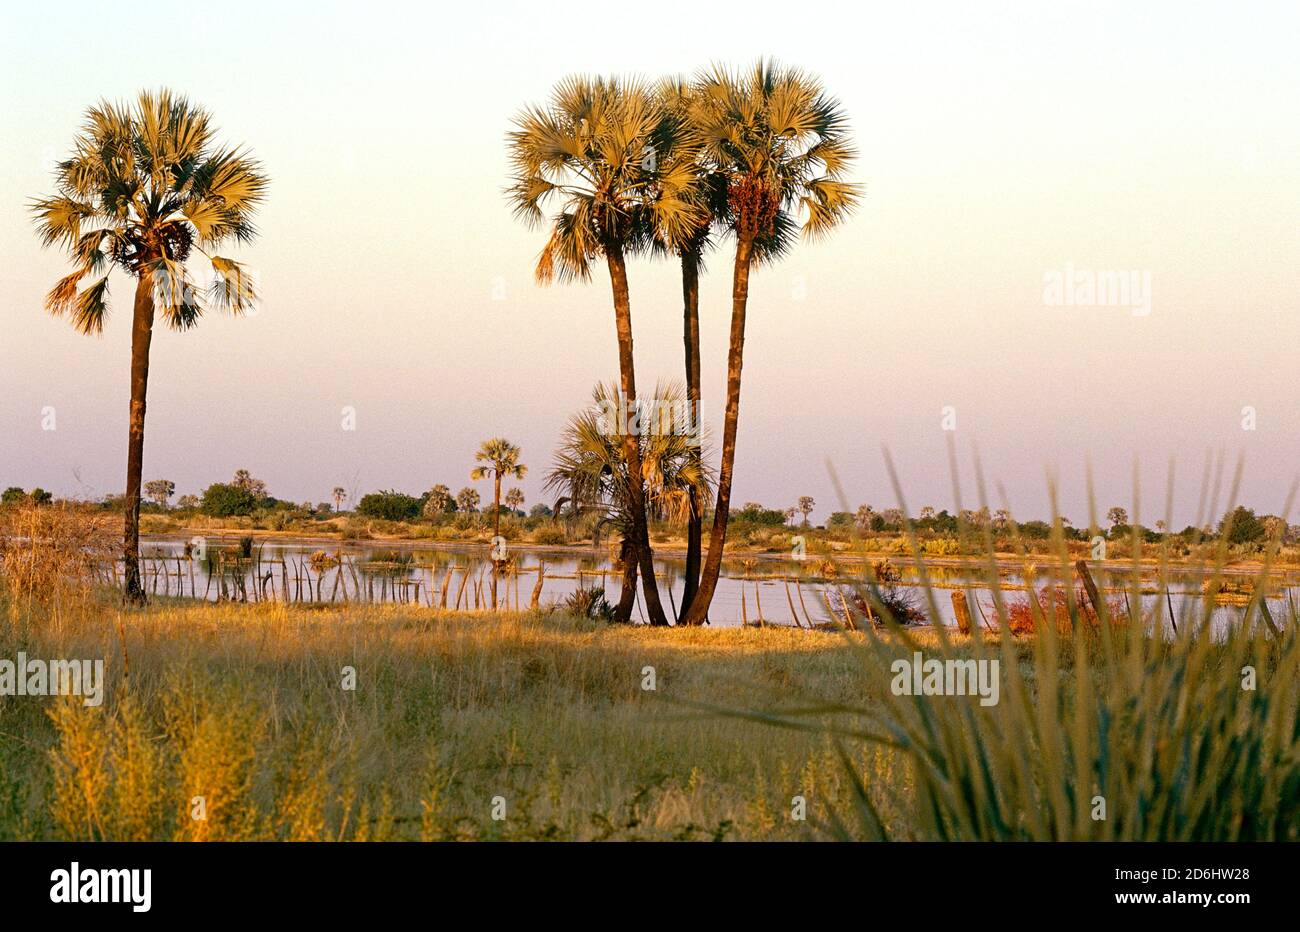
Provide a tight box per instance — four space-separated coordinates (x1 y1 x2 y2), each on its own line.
2 1 1298 527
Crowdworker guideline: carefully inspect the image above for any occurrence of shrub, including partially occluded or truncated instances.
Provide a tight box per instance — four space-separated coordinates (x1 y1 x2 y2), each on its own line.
355 491 421 522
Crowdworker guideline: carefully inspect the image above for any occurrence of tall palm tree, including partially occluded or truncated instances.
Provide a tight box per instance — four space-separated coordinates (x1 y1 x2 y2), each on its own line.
332 487 347 513
31 90 267 603
546 382 711 623
507 76 701 627
680 62 859 626
470 437 527 542
652 78 729 620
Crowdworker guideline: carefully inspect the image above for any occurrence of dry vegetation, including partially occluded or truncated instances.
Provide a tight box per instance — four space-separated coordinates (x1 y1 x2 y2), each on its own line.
2 506 1298 842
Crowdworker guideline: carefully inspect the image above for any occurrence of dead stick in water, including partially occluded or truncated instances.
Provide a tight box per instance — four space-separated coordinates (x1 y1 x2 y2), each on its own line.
795 581 815 629
530 562 545 610
1074 560 1103 628
1166 588 1178 635
784 580 803 629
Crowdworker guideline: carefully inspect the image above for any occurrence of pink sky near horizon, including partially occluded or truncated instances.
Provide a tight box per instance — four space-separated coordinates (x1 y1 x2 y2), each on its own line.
2 1 1298 526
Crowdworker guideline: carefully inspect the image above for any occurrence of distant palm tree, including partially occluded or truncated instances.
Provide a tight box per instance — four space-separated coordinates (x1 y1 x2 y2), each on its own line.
470 438 526 542
680 62 859 625
32 90 267 603
332 487 347 513
798 496 816 526
546 382 711 623
456 487 480 513
504 487 525 515
507 76 700 627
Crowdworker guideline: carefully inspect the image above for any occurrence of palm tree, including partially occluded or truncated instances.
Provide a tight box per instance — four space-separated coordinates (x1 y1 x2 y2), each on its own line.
652 78 729 620
332 487 347 513
507 76 701 627
546 382 711 623
32 90 267 603
680 62 859 625
798 496 816 526
504 487 525 515
456 487 480 513
470 438 526 542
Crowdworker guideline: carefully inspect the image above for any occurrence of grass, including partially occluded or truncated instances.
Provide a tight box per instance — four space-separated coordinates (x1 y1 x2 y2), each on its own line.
2 497 1298 842
2 593 1295 841
1 600 913 840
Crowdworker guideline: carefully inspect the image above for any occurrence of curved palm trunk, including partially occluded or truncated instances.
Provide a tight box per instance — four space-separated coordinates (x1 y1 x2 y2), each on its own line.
614 536 639 623
679 248 703 621
122 273 156 605
605 244 670 626
682 236 755 626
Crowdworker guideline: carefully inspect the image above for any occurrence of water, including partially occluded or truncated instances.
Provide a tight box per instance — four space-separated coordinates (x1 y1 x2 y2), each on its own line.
131 535 1298 631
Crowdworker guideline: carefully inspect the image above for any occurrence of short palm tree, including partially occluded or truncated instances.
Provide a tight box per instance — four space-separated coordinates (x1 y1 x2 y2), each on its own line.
507 75 702 627
546 382 710 623
470 438 527 542
31 90 267 603
680 62 859 625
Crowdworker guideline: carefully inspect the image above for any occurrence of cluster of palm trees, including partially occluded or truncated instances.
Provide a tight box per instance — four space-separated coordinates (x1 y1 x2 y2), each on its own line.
508 61 859 624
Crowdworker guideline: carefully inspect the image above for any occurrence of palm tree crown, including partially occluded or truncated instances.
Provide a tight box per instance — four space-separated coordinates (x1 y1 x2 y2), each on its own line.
470 438 527 485
690 61 859 255
506 75 703 281
32 89 267 333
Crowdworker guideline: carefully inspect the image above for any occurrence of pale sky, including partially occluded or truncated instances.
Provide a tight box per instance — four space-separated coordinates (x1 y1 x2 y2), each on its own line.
2 1 1298 526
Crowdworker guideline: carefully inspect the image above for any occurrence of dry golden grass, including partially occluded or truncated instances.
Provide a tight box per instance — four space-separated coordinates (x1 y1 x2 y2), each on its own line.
1 600 917 841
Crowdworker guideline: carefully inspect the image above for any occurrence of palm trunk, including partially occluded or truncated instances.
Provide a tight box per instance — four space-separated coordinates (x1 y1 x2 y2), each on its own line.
122 272 156 605
682 235 755 626
679 247 703 621
613 535 639 623
605 243 670 626
491 475 502 610
493 476 501 539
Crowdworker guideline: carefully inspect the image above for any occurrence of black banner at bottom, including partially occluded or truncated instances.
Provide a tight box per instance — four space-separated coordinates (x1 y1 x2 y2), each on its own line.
0 841 1284 919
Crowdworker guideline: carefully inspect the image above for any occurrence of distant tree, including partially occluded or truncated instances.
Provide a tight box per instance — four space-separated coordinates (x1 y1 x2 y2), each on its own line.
176 494 199 510
880 507 904 528
1261 515 1287 542
355 490 421 522
30 488 53 506
529 503 553 519
993 508 1011 530
456 487 481 513
919 506 936 521
232 469 268 499
316 502 333 515
1154 519 1168 534
470 438 527 542
201 483 258 517
1218 506 1265 546
783 507 797 525
854 504 875 532
332 487 347 513
797 496 816 526
2 487 27 505
422 484 454 517
144 479 175 508
826 511 853 528
504 487 525 515
1107 506 1129 530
